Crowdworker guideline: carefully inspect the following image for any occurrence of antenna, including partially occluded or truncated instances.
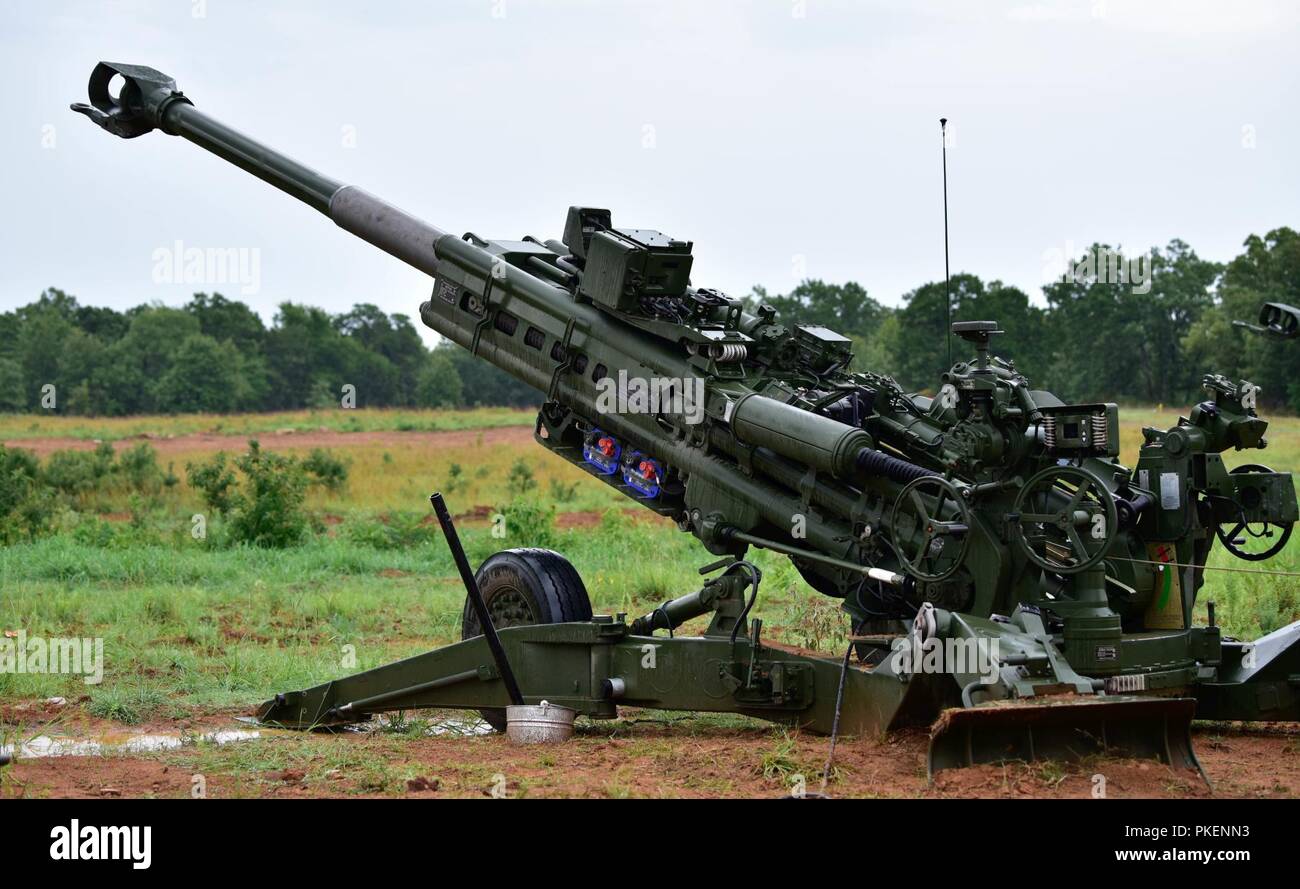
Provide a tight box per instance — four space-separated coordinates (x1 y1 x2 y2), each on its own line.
940 117 952 369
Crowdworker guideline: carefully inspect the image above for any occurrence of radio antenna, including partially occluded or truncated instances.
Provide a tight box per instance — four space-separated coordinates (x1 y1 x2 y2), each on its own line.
940 117 952 369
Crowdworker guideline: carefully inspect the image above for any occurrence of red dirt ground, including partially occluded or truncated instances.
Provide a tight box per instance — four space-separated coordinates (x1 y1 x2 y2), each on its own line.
2 714 1296 799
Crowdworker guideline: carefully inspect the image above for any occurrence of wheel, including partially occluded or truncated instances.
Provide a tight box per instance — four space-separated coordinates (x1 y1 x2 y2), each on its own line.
890 476 973 581
460 548 592 731
1011 466 1118 574
1215 463 1295 562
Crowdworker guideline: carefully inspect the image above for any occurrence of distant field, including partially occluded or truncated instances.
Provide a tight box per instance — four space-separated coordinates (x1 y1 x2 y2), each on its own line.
0 406 534 442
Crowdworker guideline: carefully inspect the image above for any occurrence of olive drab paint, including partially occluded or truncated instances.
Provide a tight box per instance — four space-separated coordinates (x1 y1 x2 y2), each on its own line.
74 62 1300 773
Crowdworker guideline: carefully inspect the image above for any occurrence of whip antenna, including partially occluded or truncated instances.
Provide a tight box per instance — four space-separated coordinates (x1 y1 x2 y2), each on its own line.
940 117 952 369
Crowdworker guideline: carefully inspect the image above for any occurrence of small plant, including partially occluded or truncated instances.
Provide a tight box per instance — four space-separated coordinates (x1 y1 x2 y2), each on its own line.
758 731 804 780
345 510 429 550
187 452 239 515
302 448 351 493
548 477 580 503
507 458 537 496
789 592 848 653
117 442 165 494
500 498 556 548
444 462 465 494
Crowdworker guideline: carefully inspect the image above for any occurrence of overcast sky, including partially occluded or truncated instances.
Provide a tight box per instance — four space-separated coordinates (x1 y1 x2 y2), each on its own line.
4 0 1297 345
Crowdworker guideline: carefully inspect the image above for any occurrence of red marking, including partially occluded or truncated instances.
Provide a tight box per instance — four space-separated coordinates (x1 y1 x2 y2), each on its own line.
638 460 657 480
597 437 615 457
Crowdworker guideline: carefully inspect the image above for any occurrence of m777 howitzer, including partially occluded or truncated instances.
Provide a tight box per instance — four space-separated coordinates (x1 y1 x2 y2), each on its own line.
74 63 1300 774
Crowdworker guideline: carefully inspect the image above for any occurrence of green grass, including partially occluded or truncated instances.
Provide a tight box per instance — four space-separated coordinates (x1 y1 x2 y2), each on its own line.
0 522 819 719
1 402 1297 729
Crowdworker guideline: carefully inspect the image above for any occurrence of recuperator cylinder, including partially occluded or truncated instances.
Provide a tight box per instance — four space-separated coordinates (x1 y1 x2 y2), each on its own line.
730 393 871 479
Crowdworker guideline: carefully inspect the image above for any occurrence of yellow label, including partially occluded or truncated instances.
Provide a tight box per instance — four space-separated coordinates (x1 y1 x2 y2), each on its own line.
1144 543 1185 630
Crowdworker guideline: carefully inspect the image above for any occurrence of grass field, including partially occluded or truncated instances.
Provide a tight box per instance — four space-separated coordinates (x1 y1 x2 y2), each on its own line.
1 404 1297 797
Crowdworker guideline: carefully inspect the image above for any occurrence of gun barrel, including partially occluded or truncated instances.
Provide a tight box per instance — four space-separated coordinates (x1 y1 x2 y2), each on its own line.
72 62 447 277
72 61 939 582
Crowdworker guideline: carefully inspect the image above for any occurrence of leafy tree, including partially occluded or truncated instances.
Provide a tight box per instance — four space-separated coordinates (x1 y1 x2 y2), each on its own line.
414 350 463 408
0 357 25 411
1185 228 1300 410
753 279 886 338
186 293 266 352
447 346 540 407
153 334 258 413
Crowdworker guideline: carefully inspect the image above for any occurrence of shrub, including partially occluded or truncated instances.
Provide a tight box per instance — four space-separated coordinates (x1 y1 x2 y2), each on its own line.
117 442 165 494
41 442 115 497
507 458 537 496
443 462 466 494
37 442 168 503
0 445 51 542
302 448 350 493
229 441 308 548
186 440 308 547
187 452 238 515
548 477 580 503
499 498 556 549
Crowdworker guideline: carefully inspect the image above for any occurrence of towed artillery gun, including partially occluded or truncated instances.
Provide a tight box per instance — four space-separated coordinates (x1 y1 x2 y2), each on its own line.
74 63 1300 773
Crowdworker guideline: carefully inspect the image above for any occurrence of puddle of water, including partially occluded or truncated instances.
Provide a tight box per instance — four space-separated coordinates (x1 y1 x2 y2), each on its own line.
0 728 264 760
0 712 493 760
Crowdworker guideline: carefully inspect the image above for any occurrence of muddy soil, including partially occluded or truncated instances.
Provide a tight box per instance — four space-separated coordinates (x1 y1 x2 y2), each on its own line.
3 713 1296 799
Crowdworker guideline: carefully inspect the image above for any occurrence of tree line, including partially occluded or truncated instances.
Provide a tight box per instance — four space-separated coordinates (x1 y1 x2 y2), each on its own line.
0 291 536 414
755 228 1300 410
1 227 1296 416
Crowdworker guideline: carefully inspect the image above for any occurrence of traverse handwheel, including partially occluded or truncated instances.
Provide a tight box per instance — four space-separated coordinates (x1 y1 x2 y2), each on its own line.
1011 466 1118 574
891 476 973 582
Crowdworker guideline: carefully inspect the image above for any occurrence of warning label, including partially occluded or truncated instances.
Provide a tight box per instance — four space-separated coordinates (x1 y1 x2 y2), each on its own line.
1144 542 1185 630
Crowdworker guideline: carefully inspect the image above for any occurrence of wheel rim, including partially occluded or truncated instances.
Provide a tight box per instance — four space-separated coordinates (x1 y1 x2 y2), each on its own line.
485 584 537 628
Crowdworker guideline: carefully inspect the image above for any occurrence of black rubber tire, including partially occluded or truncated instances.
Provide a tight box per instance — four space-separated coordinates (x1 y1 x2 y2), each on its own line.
460 548 592 731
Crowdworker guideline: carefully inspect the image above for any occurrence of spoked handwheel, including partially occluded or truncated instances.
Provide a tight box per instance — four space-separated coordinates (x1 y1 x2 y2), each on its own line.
890 476 973 581
1215 463 1295 561
460 548 592 730
1011 466 1118 574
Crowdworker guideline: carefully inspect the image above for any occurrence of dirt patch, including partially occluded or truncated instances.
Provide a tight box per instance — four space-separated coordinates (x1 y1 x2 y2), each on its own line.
557 511 603 529
2 426 535 458
3 716 1295 799
2 757 200 799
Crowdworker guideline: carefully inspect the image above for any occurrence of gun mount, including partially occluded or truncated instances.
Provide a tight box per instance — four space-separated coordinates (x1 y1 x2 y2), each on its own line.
75 62 1300 778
